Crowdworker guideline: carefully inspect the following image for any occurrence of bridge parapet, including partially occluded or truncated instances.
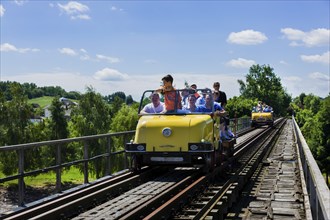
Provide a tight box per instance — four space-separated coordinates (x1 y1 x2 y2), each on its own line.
292 116 330 220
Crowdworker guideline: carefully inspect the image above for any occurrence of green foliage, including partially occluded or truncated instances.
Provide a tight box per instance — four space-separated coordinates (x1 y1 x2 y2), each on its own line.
110 96 125 116
226 96 257 118
294 94 330 186
49 97 69 140
110 104 138 155
71 87 111 136
126 95 134 105
237 64 291 116
110 104 139 132
295 109 314 127
0 83 40 175
0 81 82 101
70 87 112 178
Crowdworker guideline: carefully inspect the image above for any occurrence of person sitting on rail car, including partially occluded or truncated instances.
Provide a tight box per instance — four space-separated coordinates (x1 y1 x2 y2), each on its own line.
196 88 209 106
182 94 204 112
156 74 182 113
190 83 201 100
140 92 165 114
263 105 272 112
181 88 190 108
199 94 226 115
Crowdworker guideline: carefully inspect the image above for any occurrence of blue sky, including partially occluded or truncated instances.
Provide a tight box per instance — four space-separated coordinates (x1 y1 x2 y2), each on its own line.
1 0 329 101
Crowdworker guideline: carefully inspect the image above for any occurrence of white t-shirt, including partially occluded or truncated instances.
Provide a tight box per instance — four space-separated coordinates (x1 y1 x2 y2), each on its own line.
142 102 164 113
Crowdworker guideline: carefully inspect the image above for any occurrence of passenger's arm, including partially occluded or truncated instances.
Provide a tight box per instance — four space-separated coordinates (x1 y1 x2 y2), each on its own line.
215 110 227 117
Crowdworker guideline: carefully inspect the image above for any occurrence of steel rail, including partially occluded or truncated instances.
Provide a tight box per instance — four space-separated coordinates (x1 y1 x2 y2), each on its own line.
1 167 159 220
142 119 286 219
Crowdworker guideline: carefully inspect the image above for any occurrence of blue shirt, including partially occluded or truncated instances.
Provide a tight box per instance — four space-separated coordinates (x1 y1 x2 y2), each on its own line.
198 102 223 112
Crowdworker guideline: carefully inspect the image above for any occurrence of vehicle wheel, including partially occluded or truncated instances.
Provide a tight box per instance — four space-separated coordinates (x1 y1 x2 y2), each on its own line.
131 155 142 172
204 153 215 173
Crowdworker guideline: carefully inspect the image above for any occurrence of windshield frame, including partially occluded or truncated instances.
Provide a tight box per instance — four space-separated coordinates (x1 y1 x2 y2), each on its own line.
138 88 216 115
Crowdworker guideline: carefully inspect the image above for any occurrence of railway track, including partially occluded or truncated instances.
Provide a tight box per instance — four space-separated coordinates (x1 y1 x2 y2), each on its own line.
225 119 307 219
2 118 308 220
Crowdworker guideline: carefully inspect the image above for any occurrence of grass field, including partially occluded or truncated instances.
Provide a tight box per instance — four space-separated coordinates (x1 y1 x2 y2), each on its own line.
28 96 79 109
27 96 55 108
0 167 96 187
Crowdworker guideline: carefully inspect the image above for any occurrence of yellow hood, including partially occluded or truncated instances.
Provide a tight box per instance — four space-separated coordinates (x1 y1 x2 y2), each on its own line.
134 115 213 152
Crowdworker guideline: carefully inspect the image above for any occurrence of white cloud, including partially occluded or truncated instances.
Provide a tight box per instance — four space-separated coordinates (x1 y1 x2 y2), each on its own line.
58 48 77 56
283 76 302 81
282 75 329 98
71 14 90 20
309 72 329 81
227 30 268 45
111 6 123 11
0 43 39 53
96 54 120 63
281 28 330 47
0 4 5 17
58 1 90 20
94 68 129 81
301 51 330 64
226 58 256 68
14 0 27 6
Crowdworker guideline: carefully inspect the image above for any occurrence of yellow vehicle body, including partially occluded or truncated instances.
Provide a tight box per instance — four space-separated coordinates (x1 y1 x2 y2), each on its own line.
127 114 219 166
135 115 215 151
125 89 235 170
251 111 274 127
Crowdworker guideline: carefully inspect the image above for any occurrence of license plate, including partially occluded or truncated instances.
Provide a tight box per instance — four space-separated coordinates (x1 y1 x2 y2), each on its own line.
150 157 184 162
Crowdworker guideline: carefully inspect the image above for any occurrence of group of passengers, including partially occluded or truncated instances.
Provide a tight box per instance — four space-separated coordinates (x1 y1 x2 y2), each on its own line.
141 74 227 115
140 74 235 141
253 101 273 113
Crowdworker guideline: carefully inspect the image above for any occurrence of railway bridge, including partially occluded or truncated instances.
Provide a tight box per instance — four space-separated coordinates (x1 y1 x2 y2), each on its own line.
0 117 329 220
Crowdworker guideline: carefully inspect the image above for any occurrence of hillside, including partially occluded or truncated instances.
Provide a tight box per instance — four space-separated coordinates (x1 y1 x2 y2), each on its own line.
28 96 78 108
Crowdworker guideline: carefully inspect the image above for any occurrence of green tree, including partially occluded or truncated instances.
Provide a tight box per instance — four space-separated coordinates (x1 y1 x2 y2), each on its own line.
109 104 138 172
111 96 125 117
70 87 111 178
315 96 330 185
303 94 321 114
126 95 134 105
238 64 291 115
226 96 257 118
0 83 36 175
49 97 69 140
294 93 330 186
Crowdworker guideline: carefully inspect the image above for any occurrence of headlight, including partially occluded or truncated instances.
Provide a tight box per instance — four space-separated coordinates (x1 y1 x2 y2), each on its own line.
137 145 145 151
125 143 146 151
190 144 199 151
188 143 213 151
162 127 172 137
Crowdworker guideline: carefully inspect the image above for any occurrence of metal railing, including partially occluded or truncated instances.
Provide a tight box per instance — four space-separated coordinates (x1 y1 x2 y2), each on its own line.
0 117 252 207
229 117 251 135
0 131 135 206
292 116 330 220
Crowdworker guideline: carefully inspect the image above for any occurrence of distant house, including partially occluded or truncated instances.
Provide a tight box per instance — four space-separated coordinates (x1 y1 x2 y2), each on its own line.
44 104 73 120
44 105 51 118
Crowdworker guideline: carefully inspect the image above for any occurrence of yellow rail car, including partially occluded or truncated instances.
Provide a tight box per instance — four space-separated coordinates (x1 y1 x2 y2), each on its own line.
251 111 274 127
126 89 235 172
